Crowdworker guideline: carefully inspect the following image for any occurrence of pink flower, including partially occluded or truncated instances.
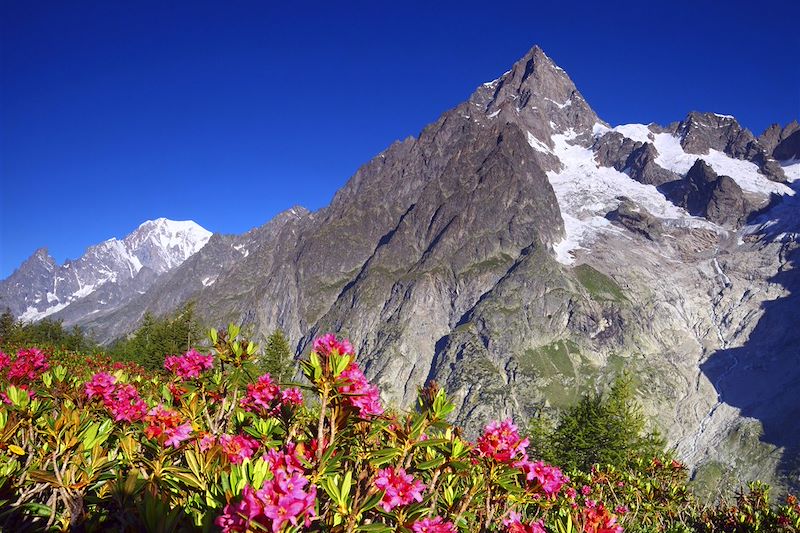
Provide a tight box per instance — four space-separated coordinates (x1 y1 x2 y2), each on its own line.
374 467 425 512
164 349 214 379
516 459 567 498
338 363 383 418
6 348 49 382
614 505 629 516
198 432 217 451
582 502 623 533
216 485 263 532
219 434 261 464
105 383 147 422
0 351 10 371
85 372 117 401
85 373 146 422
164 422 193 448
477 419 529 463
503 512 546 533
216 446 316 533
263 443 305 476
411 516 457 533
240 374 281 416
144 404 192 448
280 387 303 406
581 485 592 496
312 333 354 357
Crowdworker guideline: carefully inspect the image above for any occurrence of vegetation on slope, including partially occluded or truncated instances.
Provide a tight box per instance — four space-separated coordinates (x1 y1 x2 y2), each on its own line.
0 325 798 531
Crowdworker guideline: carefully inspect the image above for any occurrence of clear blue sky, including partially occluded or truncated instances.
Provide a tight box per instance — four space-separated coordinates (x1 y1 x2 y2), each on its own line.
2 0 798 278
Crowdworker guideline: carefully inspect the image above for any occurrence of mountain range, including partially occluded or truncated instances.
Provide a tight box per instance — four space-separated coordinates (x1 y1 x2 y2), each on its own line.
3 45 800 494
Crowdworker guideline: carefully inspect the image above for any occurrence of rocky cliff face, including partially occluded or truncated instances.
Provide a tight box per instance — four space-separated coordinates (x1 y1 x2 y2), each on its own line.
4 44 800 495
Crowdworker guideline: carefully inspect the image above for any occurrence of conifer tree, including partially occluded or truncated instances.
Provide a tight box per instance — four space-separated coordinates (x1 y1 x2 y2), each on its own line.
260 329 295 382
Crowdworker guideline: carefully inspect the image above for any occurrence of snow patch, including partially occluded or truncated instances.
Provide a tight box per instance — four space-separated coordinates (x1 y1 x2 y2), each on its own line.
201 276 217 287
545 97 572 109
546 132 708 265
19 302 69 323
526 132 552 154
487 109 501 119
601 123 794 197
651 133 793 196
781 159 800 182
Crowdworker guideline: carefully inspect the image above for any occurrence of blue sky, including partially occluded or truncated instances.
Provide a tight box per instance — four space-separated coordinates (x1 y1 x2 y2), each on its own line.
2 0 798 278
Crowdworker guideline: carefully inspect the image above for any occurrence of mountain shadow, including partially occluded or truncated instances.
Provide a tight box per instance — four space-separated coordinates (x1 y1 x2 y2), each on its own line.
700 177 800 491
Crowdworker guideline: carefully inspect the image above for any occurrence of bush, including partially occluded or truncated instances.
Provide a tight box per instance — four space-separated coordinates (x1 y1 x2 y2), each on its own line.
0 330 797 531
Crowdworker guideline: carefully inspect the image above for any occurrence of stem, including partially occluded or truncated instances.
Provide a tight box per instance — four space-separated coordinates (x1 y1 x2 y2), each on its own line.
316 385 330 462
427 469 442 516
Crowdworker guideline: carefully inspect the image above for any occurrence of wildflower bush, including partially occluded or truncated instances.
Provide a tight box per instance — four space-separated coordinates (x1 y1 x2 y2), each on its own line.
0 327 799 531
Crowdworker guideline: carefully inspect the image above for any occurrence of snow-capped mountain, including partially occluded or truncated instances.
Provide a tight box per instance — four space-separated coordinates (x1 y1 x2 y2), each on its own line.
4 45 800 495
0 218 211 322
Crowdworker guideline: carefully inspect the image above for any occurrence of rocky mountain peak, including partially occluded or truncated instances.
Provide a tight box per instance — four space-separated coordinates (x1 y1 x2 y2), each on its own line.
468 45 601 155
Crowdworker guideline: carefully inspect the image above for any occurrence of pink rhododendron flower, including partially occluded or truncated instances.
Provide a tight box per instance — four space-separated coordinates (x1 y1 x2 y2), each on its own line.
338 363 383 418
374 467 425 512
219 434 260 464
280 387 303 406
240 374 280 415
312 333 354 357
106 383 148 422
144 404 192 448
164 349 214 379
197 432 217 452
215 484 262 532
516 459 567 498
477 418 529 463
84 373 146 422
85 372 117 401
0 351 10 371
503 512 546 533
6 348 49 382
216 444 316 533
263 443 305 476
411 516 457 533
582 502 623 533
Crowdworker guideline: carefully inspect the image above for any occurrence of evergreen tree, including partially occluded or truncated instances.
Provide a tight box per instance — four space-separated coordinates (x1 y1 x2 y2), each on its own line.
259 329 295 382
535 373 664 472
0 308 18 345
110 302 204 371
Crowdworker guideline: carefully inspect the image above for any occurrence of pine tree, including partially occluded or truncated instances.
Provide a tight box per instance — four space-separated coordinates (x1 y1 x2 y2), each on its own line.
0 308 18 345
539 373 664 472
260 329 295 382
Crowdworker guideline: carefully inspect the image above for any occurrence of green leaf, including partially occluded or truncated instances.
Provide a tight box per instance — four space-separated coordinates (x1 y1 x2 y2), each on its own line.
416 456 445 470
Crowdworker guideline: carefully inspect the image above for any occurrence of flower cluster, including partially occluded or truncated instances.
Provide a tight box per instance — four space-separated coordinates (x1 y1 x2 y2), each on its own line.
143 404 193 448
338 363 383 418
239 373 303 417
477 418 529 463
504 511 546 533
164 349 214 379
374 466 426 512
312 333 354 357
411 516 457 532
0 351 10 370
582 500 623 533
6 348 50 382
517 459 568 498
85 372 147 422
216 445 317 533
218 433 261 464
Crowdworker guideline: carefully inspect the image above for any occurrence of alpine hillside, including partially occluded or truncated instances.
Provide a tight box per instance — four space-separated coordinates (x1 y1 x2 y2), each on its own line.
4 45 800 495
